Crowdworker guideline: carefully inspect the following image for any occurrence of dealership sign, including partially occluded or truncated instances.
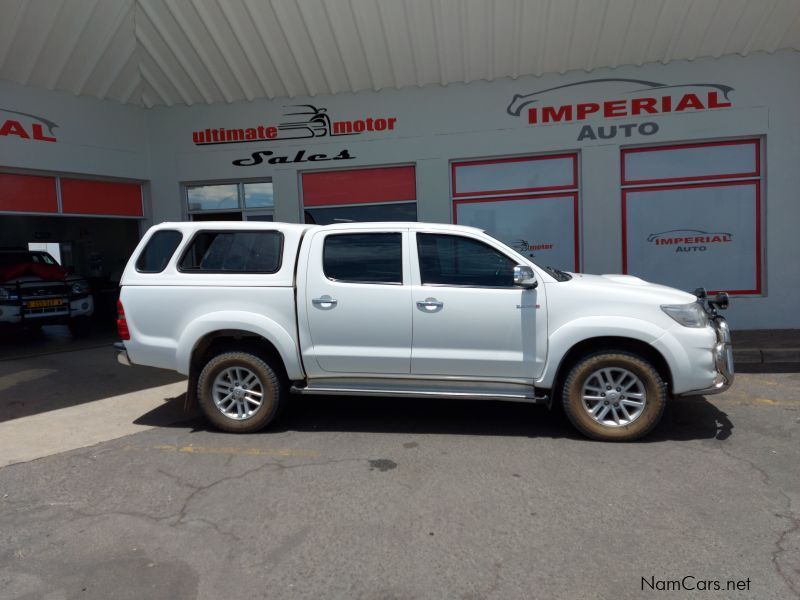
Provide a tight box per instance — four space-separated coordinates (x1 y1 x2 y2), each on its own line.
193 104 396 146
0 108 58 143
233 148 355 166
647 229 733 253
506 79 734 141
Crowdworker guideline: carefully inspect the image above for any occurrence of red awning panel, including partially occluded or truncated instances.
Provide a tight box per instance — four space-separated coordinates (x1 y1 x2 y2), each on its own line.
0 173 58 213
302 166 416 207
60 178 143 217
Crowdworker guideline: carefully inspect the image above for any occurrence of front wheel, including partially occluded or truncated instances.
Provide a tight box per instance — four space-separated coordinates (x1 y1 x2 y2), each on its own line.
561 351 666 442
197 351 284 433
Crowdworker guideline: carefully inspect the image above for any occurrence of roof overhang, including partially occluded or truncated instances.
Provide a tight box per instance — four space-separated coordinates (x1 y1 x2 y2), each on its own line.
1 0 799 108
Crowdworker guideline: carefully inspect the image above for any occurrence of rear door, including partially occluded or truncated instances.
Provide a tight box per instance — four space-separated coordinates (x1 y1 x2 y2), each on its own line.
302 228 412 376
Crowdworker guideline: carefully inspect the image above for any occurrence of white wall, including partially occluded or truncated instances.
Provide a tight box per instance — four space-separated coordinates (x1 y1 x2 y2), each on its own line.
0 80 149 181
2 52 799 329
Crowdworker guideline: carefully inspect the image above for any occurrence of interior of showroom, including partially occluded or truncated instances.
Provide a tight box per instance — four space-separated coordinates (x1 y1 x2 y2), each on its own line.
1 0 800 331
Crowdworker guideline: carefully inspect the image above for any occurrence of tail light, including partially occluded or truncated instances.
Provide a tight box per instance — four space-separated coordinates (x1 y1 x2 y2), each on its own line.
116 299 130 340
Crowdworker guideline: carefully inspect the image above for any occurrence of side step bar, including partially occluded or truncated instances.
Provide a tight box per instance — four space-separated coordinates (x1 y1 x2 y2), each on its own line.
291 381 549 404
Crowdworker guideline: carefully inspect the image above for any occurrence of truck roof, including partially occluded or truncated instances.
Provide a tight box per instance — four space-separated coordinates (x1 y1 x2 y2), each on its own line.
150 221 483 234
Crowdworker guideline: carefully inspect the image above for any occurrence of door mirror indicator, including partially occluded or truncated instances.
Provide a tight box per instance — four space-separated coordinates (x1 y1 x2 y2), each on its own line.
513 265 537 289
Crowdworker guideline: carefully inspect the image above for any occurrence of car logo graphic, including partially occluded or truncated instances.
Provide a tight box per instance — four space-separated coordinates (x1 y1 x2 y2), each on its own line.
647 229 732 243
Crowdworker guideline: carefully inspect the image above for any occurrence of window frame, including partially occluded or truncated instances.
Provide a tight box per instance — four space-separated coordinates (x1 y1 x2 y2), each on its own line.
621 139 760 186
415 232 521 289
451 153 578 198
184 179 274 222
321 232 405 286
176 229 284 275
620 137 763 296
450 152 581 273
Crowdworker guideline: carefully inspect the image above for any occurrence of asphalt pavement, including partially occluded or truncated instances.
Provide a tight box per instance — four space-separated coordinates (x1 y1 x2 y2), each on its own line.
0 341 798 599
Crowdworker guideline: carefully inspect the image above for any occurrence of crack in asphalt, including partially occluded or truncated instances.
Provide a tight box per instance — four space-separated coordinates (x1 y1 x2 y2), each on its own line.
714 445 800 598
9 455 372 552
680 440 800 598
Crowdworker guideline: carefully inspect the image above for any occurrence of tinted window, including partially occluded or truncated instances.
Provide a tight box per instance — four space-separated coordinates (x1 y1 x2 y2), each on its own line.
417 233 516 287
323 233 402 284
180 231 282 273
136 230 183 273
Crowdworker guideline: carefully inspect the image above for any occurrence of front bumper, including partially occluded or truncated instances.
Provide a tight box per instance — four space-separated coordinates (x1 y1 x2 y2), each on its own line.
0 294 94 324
677 317 734 396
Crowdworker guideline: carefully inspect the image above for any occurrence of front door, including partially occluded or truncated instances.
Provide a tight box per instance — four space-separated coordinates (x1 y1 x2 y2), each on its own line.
303 228 412 376
410 232 542 380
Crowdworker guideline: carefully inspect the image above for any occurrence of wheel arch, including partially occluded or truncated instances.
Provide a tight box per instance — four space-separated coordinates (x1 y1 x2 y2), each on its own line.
551 336 674 395
185 328 296 408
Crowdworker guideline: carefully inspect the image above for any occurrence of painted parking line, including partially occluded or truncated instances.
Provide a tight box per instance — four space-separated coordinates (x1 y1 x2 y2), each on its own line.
122 443 320 458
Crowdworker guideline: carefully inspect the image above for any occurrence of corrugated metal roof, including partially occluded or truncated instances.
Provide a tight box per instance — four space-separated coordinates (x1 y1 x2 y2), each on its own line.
1 0 799 108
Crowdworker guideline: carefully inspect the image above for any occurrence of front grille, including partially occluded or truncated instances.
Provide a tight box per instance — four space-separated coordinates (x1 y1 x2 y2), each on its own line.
18 283 69 298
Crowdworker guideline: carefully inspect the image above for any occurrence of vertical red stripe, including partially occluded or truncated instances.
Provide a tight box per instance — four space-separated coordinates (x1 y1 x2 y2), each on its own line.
621 191 628 274
572 193 580 272
754 181 762 294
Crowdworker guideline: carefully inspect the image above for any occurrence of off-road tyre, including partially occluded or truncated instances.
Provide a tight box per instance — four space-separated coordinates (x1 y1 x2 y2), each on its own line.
197 351 285 433
561 351 666 442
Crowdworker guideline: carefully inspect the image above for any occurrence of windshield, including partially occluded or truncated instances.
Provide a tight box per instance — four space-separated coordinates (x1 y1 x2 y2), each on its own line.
486 233 573 282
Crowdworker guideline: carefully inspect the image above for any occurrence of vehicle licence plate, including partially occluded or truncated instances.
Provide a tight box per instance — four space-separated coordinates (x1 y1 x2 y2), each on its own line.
26 298 66 308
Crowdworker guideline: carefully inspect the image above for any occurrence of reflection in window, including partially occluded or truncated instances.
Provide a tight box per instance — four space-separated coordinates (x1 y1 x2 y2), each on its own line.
187 184 239 211
180 231 283 273
417 233 516 287
244 182 274 208
323 233 403 284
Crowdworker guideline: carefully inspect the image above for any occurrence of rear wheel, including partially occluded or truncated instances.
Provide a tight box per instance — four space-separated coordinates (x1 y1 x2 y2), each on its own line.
197 351 284 433
561 351 666 442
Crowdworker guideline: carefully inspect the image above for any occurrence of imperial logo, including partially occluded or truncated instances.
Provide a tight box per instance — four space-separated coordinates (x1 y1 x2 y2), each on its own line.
647 229 732 253
506 78 734 124
0 108 58 143
193 104 397 146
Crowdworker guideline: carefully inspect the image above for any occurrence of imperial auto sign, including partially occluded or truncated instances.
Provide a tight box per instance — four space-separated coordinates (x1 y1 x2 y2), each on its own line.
506 78 735 141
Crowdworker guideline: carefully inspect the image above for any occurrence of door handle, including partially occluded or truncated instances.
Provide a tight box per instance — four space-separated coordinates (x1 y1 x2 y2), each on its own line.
312 295 338 308
416 298 443 311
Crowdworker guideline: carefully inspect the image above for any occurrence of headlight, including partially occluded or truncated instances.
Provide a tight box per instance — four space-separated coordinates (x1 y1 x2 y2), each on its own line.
70 281 90 295
0 287 18 301
661 302 709 328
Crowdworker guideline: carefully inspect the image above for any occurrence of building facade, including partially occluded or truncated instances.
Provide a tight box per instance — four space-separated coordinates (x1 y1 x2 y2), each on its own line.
1 50 799 328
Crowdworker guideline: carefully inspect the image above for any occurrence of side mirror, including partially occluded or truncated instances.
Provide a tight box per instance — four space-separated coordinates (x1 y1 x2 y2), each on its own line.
513 265 537 289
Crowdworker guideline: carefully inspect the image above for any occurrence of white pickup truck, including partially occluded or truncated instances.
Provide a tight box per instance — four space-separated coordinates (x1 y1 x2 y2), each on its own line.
117 221 733 441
